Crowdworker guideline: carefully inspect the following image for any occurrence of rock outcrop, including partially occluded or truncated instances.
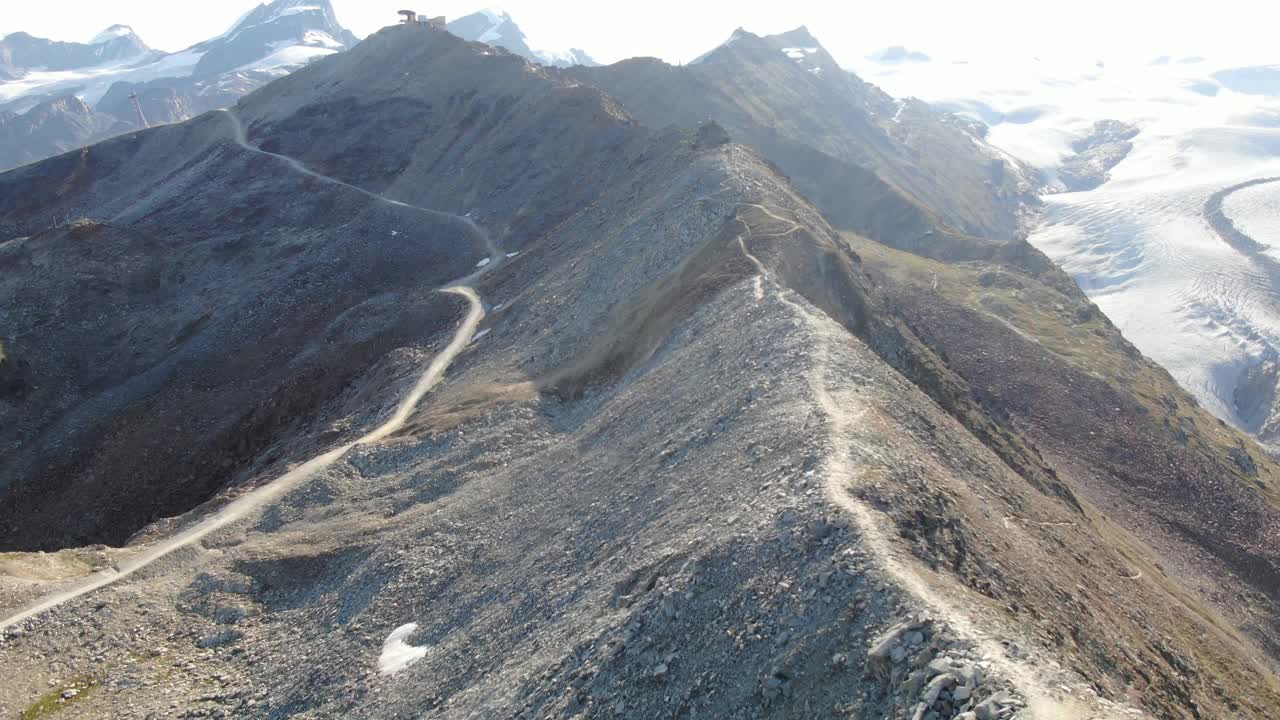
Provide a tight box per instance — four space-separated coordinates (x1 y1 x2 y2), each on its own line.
1057 119 1140 191
0 95 127 171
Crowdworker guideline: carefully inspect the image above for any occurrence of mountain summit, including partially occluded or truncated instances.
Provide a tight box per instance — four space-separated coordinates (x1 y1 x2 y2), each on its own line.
89 24 142 45
189 0 359 79
447 9 598 67
577 26 1038 249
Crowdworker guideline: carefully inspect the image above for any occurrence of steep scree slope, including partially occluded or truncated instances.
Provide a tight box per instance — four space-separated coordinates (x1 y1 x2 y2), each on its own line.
0 102 485 551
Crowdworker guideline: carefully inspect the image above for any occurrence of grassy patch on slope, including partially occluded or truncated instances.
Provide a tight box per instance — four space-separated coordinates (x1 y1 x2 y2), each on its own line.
19 675 102 719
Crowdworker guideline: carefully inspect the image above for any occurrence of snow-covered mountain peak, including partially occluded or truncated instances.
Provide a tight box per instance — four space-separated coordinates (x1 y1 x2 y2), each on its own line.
218 0 349 40
475 8 516 43
446 10 598 68
90 25 139 45
0 0 357 135
189 0 357 79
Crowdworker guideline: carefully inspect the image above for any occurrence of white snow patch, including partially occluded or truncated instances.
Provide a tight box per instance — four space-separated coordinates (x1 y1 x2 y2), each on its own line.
808 67 823 76
378 624 428 676
890 99 906 123
506 251 519 258
269 5 322 22
134 48 204 77
472 328 492 343
303 30 344 50
782 47 818 61
218 3 325 45
534 48 588 67
232 44 335 75
476 257 493 268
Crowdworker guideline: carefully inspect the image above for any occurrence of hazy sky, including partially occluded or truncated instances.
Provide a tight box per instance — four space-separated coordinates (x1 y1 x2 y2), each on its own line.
3 1 1279 67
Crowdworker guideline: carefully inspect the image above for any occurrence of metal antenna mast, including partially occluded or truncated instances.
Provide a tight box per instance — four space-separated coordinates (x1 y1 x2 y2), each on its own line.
128 92 149 129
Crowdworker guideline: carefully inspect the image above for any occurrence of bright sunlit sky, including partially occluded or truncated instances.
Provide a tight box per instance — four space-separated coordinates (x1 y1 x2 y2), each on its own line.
3 1 1279 67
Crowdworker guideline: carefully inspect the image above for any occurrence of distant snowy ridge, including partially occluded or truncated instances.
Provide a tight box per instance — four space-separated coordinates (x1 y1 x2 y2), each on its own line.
0 0 358 114
0 0 360 171
446 9 599 68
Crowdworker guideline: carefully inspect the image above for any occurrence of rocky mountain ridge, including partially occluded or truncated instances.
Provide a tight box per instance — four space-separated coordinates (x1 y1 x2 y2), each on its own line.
0 17 1277 720
571 26 1040 260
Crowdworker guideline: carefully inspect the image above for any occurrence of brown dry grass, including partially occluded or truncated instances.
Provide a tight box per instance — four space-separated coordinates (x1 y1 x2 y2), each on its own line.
845 232 1280 508
395 380 540 437
844 230 1280 716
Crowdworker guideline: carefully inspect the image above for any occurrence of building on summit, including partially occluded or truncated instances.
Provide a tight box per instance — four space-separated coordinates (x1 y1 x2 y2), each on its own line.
398 11 446 29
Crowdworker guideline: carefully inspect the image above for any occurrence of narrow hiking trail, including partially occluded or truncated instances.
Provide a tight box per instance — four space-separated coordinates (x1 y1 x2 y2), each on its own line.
220 109 502 262
0 114 504 633
736 236 766 301
738 205 1136 720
